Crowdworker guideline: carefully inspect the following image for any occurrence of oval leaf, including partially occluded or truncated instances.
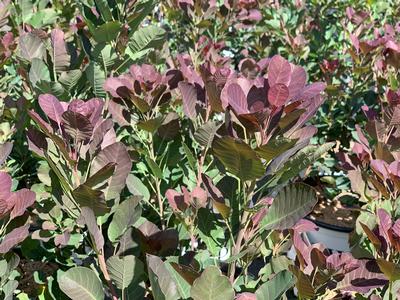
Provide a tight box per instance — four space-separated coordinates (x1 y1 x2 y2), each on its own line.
59 267 104 300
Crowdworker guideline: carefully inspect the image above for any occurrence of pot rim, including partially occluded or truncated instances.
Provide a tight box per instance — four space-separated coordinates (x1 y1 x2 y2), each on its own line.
305 216 354 233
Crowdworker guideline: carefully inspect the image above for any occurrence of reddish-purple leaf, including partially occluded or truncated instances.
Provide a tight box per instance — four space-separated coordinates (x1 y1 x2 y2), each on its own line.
377 209 392 242
108 100 130 126
78 207 104 252
288 65 307 98
392 219 400 237
90 142 132 200
191 186 208 208
68 99 104 126
9 189 35 220
294 82 326 101
288 95 325 134
54 231 70 246
89 119 114 155
338 260 387 293
201 174 230 219
178 82 197 119
28 110 53 135
38 94 66 127
165 189 188 212
27 127 47 157
371 159 389 181
267 55 291 86
0 223 30 253
61 110 94 142
104 77 125 98
0 172 11 201
268 83 289 107
235 292 256 300
227 83 248 114
0 142 12 165
50 29 70 72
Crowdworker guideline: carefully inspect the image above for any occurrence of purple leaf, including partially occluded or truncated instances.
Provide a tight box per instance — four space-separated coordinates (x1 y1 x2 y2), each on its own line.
288 65 307 98
90 142 132 200
27 127 47 157
191 186 208 208
392 219 400 237
89 119 114 155
338 260 387 293
0 171 12 201
9 189 35 220
54 231 70 246
178 82 197 119
294 82 326 101
377 209 392 242
108 100 130 126
268 83 289 107
38 94 66 127
371 159 389 181
0 142 12 165
236 292 256 300
0 223 30 253
267 55 291 86
166 189 188 212
28 110 53 135
61 110 94 142
104 77 125 98
68 98 104 126
78 207 104 252
50 29 70 72
227 83 248 114
288 95 325 134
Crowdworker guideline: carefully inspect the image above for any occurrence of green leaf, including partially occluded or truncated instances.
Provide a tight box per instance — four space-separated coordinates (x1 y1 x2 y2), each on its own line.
18 33 45 62
126 25 166 61
190 266 234 300
86 61 106 98
127 0 155 32
147 255 180 300
377 259 400 281
137 117 164 133
196 208 224 256
126 174 150 201
58 267 104 300
194 121 219 148
213 136 265 181
92 43 118 68
288 265 315 299
265 142 334 188
94 0 113 22
108 196 142 243
255 137 297 163
3 280 18 300
182 142 197 171
255 270 294 300
106 255 145 299
145 156 163 179
29 58 50 86
260 183 317 230
92 21 121 43
59 70 83 91
85 163 116 188
72 184 109 216
164 261 193 299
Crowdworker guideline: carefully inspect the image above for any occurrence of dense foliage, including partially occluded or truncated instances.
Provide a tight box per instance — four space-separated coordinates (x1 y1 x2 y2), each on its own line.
0 0 400 299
